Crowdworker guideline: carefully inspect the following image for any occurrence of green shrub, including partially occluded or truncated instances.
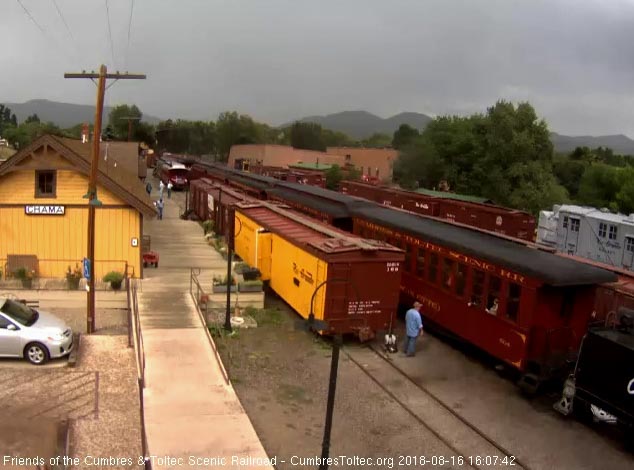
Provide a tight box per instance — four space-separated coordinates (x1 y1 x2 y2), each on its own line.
103 271 124 283
233 262 250 274
202 220 215 234
240 280 262 287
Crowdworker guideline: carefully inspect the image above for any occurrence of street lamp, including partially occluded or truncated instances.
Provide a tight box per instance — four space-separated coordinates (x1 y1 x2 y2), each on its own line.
307 278 359 470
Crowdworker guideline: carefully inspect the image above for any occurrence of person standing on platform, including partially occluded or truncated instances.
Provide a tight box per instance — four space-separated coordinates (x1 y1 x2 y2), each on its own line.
159 180 165 199
156 198 164 220
146 182 152 196
167 181 173 199
404 301 423 357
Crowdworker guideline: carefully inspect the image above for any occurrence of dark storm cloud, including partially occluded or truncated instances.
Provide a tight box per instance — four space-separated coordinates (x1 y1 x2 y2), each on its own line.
2 0 634 136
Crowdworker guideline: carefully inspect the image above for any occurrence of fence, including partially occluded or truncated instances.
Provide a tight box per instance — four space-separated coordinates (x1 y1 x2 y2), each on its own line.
126 275 151 469
189 268 230 385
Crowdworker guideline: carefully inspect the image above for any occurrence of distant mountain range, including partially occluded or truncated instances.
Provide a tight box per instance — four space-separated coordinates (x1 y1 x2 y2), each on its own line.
549 132 634 155
290 111 634 154
4 100 634 155
1 99 162 129
284 110 433 140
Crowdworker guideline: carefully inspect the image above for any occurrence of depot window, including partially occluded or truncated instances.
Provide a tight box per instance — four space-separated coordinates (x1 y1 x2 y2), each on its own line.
35 170 56 198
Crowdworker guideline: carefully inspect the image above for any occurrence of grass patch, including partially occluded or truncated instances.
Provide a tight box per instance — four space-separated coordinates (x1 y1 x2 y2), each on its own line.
245 306 285 326
276 383 312 405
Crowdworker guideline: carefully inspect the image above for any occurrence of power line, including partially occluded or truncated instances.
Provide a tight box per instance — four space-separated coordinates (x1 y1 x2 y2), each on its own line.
51 0 75 42
105 0 116 68
125 0 136 70
16 0 46 34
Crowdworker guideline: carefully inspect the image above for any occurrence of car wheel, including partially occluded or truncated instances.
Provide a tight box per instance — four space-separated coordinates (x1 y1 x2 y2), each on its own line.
25 342 50 365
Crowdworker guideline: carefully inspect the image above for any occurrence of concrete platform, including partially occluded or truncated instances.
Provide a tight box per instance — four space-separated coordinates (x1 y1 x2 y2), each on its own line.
138 194 273 469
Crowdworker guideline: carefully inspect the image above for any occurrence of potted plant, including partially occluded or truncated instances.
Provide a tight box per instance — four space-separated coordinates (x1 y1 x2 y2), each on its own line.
66 264 82 290
103 271 124 291
238 279 263 293
202 220 214 235
14 267 35 289
212 275 236 293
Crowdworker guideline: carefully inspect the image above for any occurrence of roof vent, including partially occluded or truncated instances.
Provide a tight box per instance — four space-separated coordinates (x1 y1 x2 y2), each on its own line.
552 205 561 213
628 214 634 222
600 207 610 213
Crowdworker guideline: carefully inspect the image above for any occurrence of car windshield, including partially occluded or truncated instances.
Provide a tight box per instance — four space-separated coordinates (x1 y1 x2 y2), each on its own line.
0 299 37 326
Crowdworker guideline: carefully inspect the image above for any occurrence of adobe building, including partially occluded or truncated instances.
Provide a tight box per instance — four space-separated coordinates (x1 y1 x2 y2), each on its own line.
325 147 398 183
0 134 156 281
228 144 398 183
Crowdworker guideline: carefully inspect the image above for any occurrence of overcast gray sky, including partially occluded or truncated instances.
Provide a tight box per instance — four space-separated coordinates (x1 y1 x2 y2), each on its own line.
3 0 634 136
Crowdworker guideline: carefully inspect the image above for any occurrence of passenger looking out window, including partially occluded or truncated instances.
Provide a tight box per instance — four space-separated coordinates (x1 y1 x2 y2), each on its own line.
487 275 501 315
470 269 485 307
487 298 499 315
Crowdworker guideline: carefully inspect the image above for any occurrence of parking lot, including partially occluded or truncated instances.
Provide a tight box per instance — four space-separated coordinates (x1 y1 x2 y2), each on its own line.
0 290 141 468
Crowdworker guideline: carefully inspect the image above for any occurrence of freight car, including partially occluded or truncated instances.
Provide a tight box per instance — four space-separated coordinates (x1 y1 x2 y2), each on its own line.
554 310 634 443
232 201 404 340
340 180 536 241
351 203 617 392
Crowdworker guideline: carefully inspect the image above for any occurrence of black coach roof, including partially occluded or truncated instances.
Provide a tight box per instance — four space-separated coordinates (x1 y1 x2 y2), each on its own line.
266 187 350 218
353 204 618 286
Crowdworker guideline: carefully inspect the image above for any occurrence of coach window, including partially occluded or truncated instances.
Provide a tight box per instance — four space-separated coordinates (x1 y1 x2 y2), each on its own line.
428 253 439 284
441 258 455 290
455 263 467 297
562 216 568 228
487 275 501 314
609 224 618 240
598 222 607 238
404 244 413 273
470 269 485 307
570 218 580 233
506 283 521 322
416 248 426 278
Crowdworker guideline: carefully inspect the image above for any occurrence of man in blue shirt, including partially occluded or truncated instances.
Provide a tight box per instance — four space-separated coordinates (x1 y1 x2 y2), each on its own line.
404 301 423 357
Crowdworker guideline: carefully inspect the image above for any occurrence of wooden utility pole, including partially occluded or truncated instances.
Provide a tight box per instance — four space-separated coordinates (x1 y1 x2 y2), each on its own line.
64 65 146 334
119 116 141 141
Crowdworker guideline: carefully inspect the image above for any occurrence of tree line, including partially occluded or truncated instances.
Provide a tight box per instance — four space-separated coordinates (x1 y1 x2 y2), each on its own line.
391 100 634 215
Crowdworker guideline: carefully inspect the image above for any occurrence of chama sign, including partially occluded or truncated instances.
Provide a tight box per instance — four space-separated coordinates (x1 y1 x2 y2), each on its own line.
25 205 65 215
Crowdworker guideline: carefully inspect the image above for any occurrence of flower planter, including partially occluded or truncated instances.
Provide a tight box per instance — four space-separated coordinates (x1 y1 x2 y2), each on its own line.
239 283 262 293
111 280 123 291
67 278 80 290
21 279 33 289
212 285 236 293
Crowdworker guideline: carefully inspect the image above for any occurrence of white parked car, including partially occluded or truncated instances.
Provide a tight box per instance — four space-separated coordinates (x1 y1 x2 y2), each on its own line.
0 297 73 365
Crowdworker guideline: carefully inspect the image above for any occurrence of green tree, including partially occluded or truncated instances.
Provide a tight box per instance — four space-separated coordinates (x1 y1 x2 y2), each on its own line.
108 104 143 140
25 114 40 124
290 121 326 151
3 121 63 149
392 124 420 150
577 163 621 210
615 167 634 214
361 132 392 148
215 111 264 161
325 164 344 190
552 156 587 198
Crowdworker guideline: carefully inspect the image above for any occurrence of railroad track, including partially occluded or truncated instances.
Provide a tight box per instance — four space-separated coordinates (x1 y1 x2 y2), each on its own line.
343 345 532 470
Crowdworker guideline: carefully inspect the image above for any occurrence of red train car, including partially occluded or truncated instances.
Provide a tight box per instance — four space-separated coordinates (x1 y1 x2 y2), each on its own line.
351 203 617 392
340 180 535 240
156 161 190 190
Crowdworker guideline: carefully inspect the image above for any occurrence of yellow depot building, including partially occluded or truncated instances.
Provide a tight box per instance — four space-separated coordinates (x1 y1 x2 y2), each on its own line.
0 134 156 280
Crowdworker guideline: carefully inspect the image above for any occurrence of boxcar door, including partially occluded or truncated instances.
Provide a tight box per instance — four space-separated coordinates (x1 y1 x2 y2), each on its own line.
622 236 634 270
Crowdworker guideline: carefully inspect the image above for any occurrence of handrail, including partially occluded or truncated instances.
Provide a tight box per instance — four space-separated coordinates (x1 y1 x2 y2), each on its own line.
189 268 230 385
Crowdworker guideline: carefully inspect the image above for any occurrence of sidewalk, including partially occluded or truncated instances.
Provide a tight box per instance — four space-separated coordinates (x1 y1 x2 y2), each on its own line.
138 192 274 469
